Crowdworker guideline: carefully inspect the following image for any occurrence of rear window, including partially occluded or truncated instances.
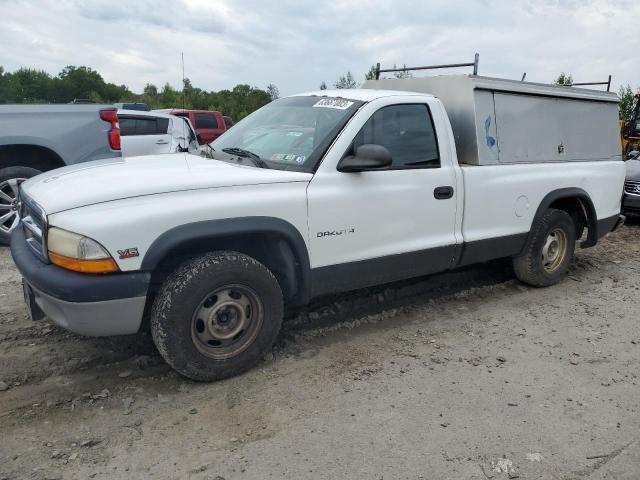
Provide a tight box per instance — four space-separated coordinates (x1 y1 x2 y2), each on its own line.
195 113 219 129
119 116 169 136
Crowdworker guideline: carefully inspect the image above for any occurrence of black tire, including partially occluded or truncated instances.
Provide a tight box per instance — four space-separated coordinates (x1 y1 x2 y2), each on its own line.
0 166 42 246
513 208 576 287
150 251 283 381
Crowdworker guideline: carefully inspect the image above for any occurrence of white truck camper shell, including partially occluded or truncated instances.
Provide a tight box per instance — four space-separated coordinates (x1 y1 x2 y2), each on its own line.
364 75 620 166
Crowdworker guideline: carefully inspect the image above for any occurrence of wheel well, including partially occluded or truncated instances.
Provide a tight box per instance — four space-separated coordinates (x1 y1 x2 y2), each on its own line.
549 196 588 236
0 145 65 172
146 232 305 307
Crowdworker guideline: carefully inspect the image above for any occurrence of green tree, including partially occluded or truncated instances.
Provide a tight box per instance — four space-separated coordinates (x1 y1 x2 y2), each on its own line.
335 72 357 89
364 65 377 81
140 83 159 108
159 82 181 108
6 68 53 102
0 66 7 102
266 83 279 101
58 66 105 101
0 65 272 119
555 72 573 86
618 84 638 123
393 64 413 79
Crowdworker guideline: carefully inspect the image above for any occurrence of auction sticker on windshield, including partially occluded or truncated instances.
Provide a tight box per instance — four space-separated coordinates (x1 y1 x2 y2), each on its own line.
271 153 306 164
313 98 354 110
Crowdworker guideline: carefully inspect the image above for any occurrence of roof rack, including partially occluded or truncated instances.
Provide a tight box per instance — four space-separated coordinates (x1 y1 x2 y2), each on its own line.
569 75 612 92
374 53 479 80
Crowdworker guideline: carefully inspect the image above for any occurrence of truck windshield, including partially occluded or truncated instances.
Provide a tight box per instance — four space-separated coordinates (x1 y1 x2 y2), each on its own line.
210 96 363 172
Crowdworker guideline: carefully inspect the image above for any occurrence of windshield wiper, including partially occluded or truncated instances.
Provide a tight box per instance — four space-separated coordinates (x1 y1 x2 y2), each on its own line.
222 147 269 169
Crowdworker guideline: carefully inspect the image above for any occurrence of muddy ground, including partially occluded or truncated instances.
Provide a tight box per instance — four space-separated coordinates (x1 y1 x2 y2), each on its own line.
1 223 639 480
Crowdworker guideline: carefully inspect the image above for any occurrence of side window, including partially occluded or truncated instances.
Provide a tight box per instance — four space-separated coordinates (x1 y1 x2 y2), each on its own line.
119 117 136 136
156 118 169 134
353 104 440 168
195 113 219 129
118 116 168 135
136 118 160 135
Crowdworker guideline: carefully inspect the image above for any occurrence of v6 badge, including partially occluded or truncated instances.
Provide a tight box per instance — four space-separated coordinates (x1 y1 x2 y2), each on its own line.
117 247 139 259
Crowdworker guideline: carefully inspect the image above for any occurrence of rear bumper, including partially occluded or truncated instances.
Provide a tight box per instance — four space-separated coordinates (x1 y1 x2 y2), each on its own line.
11 226 149 336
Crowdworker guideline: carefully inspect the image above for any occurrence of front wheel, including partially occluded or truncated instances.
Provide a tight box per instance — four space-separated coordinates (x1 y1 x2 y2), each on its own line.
151 251 283 381
513 208 576 287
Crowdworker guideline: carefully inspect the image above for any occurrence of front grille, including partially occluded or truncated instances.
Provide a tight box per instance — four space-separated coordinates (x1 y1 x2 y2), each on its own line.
19 193 48 262
625 180 640 196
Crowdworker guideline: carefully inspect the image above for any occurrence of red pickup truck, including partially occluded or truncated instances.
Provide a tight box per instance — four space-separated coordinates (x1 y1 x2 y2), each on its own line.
155 109 230 144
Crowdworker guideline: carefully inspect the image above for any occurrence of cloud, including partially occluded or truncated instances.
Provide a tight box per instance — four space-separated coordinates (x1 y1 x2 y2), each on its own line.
0 0 638 96
74 0 226 34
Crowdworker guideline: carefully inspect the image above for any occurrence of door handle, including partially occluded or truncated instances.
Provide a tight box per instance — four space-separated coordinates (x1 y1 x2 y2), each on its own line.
156 139 169 144
434 186 454 200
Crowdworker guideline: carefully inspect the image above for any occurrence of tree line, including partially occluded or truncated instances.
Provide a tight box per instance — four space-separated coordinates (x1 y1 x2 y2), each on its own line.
0 64 636 123
0 65 275 120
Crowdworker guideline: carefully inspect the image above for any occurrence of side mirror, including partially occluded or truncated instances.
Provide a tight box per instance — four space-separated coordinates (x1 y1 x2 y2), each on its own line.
196 133 203 142
338 144 392 172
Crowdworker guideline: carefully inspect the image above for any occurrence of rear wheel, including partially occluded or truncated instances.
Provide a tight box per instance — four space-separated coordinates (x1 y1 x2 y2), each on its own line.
513 209 576 287
0 166 42 245
151 251 283 381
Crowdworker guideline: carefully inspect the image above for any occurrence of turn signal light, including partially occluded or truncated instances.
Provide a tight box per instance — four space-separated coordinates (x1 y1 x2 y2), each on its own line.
49 252 119 273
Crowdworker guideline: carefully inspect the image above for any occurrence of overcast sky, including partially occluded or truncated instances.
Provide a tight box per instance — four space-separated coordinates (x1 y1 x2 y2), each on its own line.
1 0 637 96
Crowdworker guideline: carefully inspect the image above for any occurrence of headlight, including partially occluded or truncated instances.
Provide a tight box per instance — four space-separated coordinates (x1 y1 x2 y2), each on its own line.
47 227 118 273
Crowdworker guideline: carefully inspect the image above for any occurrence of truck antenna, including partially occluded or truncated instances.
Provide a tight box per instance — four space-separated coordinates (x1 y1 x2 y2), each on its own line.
181 52 186 111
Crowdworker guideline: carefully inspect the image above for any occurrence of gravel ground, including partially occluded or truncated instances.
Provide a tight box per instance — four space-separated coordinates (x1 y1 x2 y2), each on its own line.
0 223 639 480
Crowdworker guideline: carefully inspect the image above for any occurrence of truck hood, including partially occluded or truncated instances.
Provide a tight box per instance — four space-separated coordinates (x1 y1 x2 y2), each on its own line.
21 153 312 214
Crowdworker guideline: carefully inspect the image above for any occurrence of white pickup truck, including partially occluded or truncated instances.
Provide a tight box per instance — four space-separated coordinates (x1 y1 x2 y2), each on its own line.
11 74 625 381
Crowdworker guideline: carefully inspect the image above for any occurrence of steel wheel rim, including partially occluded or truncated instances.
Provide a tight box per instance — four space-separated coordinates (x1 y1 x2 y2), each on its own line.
190 284 263 360
0 178 26 234
542 228 568 273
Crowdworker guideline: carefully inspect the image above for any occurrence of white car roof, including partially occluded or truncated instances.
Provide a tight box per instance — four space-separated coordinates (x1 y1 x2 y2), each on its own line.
117 109 175 119
291 88 434 102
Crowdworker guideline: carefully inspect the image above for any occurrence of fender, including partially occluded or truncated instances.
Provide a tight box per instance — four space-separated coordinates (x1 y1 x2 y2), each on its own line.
0 136 65 158
527 187 598 250
0 140 66 169
141 216 312 305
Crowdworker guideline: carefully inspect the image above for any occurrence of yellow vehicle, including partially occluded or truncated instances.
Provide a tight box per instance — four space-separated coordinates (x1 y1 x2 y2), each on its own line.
622 93 640 158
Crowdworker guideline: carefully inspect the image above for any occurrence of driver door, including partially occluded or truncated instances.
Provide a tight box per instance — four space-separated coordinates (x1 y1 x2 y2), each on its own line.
306 98 459 295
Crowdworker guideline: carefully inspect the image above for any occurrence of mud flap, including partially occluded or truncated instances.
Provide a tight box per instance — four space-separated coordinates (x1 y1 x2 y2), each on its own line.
22 280 45 321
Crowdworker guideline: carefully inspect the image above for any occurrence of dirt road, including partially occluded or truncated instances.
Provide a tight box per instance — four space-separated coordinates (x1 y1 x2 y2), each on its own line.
1 224 639 479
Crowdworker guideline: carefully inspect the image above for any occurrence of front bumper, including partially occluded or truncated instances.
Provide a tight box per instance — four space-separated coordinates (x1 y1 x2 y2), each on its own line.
622 194 640 216
11 227 150 336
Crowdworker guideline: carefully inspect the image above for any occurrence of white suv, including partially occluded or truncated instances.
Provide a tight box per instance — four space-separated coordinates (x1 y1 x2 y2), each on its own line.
118 110 200 157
